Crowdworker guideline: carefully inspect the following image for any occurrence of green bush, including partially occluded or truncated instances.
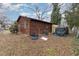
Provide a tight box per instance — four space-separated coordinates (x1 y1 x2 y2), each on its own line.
9 22 18 34
73 48 79 56
73 38 79 55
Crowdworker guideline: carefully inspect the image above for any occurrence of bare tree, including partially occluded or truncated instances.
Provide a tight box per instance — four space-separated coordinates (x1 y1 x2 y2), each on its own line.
0 13 10 30
25 4 52 21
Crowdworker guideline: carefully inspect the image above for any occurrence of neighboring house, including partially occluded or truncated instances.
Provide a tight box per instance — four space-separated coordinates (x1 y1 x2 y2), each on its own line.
17 16 52 35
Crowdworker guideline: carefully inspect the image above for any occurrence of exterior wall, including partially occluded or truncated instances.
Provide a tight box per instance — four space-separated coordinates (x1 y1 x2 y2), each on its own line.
29 20 52 35
17 16 52 35
17 17 30 34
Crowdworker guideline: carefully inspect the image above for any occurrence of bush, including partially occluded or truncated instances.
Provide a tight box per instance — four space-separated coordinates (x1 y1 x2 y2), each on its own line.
73 38 79 55
9 22 18 34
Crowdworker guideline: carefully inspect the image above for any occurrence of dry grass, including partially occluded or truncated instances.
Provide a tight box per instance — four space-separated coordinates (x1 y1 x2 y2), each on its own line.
0 31 74 56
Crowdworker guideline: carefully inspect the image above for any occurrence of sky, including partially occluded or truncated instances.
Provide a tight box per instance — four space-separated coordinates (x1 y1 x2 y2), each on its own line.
0 3 71 22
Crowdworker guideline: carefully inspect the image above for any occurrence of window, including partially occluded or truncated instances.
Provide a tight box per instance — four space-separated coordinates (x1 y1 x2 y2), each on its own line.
18 24 20 28
21 23 24 29
24 22 26 29
21 22 28 29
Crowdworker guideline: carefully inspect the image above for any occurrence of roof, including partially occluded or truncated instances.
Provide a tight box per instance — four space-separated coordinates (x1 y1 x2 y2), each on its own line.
17 16 52 24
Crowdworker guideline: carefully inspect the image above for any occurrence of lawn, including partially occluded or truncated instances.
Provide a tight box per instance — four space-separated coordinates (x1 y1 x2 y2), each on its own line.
0 31 75 56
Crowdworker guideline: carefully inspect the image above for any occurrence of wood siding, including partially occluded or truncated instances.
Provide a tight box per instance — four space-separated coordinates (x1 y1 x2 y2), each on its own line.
17 16 30 34
29 20 52 35
17 16 52 35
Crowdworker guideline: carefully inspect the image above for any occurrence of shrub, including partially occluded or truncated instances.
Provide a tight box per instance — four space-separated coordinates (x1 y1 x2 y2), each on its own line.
9 22 18 34
72 38 79 55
